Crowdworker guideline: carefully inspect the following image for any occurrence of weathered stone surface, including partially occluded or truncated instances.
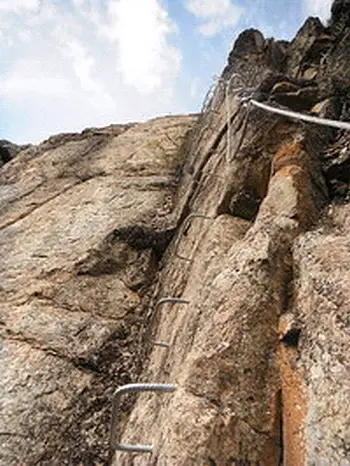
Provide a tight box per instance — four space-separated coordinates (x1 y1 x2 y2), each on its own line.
0 115 197 465
114 3 350 465
286 17 328 78
293 203 350 465
116 124 327 466
2 1 350 465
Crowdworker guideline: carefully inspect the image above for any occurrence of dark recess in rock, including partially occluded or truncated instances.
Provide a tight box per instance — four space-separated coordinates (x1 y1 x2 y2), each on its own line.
112 225 176 257
0 146 11 165
331 0 350 30
281 328 301 347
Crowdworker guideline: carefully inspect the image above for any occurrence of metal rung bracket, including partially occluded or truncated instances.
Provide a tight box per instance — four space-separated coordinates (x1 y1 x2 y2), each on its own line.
174 213 214 261
152 297 190 348
152 341 170 348
109 383 177 460
155 297 190 311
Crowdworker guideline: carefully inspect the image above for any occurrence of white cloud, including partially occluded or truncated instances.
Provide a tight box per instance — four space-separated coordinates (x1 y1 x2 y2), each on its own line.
186 0 231 17
0 61 72 96
0 0 39 13
185 0 243 36
0 0 183 143
304 0 333 22
104 0 181 93
60 40 105 95
189 76 202 99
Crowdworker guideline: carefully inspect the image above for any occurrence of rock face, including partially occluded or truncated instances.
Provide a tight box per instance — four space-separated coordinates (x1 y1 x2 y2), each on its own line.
0 116 197 465
115 2 350 465
1 1 350 466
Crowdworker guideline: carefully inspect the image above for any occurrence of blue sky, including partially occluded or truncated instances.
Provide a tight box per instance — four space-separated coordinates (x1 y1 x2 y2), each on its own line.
0 0 333 144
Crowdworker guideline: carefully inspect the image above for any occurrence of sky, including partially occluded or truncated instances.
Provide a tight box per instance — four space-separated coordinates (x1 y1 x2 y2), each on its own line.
0 0 334 144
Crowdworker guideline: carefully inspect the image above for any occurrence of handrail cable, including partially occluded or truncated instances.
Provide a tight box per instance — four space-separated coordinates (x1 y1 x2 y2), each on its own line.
250 99 350 131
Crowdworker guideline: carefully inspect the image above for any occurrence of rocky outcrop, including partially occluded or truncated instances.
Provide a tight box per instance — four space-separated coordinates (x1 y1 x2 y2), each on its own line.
115 2 350 466
0 140 29 167
0 116 197 465
1 1 350 465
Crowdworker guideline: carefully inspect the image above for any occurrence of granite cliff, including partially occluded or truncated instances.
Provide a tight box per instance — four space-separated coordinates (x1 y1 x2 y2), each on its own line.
1 1 350 465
